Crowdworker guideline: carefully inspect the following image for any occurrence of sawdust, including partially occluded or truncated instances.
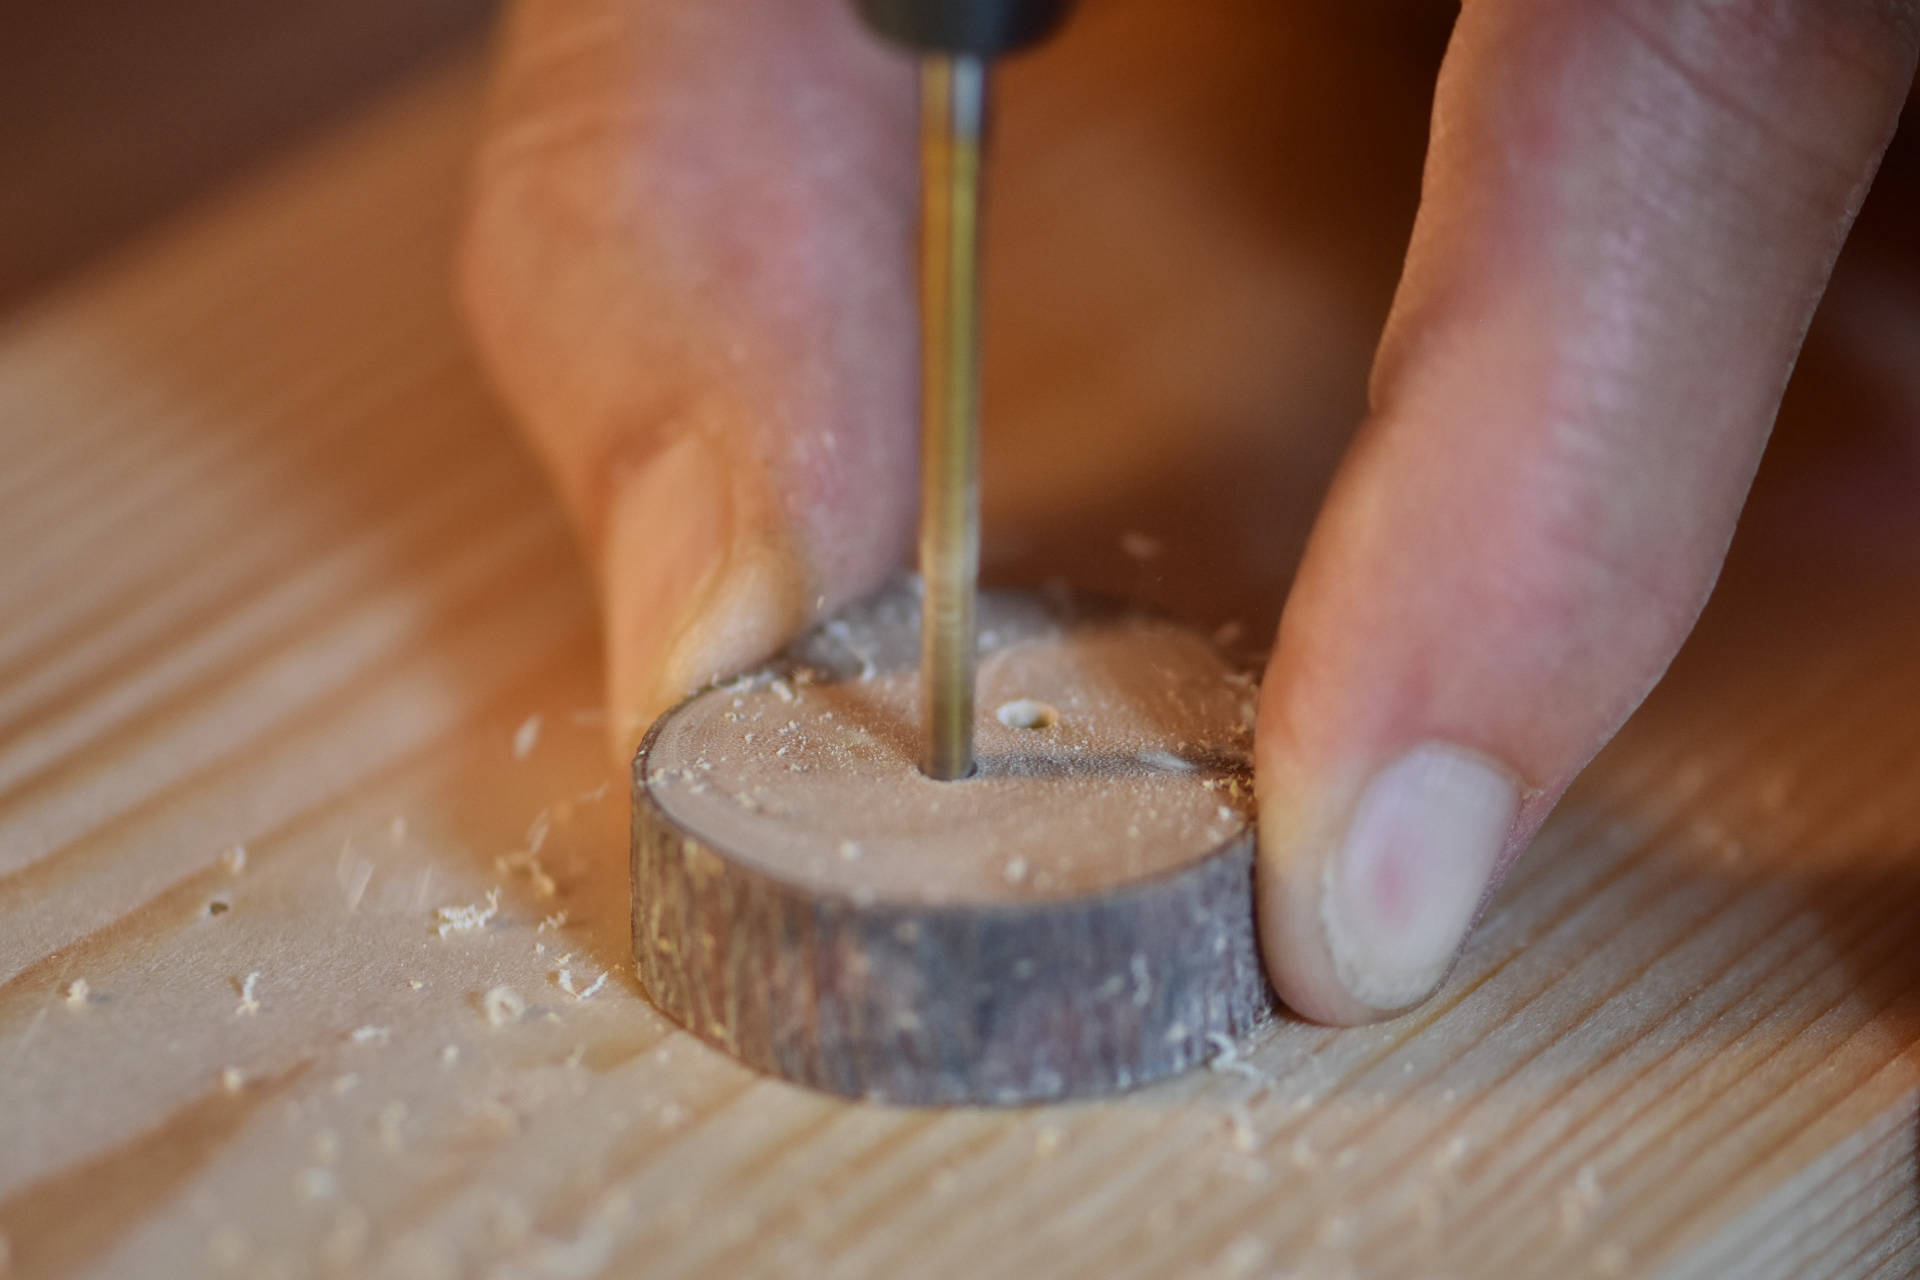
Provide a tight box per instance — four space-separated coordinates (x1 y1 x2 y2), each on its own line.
497 811 559 897
513 714 542 760
647 590 1256 902
1205 1031 1265 1084
995 698 1058 729
484 986 525 1027
1224 1106 1257 1153
435 887 500 938
235 971 261 1016
554 969 608 1000
63 979 89 1009
1560 1163 1605 1233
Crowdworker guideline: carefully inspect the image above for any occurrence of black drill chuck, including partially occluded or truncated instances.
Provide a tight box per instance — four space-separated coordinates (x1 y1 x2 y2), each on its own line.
853 0 1073 57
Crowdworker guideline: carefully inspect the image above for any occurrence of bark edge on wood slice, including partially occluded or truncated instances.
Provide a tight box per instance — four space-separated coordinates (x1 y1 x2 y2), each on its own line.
630 580 1276 1105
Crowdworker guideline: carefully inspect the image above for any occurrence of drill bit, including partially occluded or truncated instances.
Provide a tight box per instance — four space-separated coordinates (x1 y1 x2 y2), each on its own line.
917 53 986 781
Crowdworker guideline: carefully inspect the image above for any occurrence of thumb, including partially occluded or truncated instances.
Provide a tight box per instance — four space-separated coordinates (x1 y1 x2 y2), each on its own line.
1257 0 1916 1023
458 0 919 758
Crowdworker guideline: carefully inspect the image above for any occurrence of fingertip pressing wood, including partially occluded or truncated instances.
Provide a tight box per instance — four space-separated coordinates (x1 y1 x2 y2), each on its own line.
630 582 1277 1104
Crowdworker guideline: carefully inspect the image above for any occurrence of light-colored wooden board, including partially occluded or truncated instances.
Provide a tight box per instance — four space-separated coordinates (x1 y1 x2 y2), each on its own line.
4 4 1920 1275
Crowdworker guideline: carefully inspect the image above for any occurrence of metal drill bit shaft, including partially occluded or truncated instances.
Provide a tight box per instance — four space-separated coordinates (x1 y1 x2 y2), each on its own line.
917 54 986 781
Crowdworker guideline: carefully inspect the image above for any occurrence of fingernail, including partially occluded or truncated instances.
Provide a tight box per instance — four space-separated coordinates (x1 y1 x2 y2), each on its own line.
1320 742 1519 1013
603 433 804 762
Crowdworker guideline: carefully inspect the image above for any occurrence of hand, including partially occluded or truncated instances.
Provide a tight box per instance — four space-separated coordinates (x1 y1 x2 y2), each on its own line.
460 0 1918 1024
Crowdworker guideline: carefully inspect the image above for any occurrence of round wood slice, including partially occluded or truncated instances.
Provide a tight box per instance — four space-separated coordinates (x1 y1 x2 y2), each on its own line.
630 581 1276 1105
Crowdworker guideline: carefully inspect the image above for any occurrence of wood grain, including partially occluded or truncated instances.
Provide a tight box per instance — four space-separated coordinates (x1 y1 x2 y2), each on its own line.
3 3 1920 1275
0 0 493 308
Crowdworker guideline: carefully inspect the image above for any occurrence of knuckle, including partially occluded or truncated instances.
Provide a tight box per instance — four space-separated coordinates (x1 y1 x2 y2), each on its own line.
1594 0 1917 151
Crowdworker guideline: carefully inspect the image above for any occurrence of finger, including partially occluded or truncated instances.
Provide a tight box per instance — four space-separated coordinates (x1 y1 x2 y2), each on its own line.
459 0 919 759
1256 0 1917 1024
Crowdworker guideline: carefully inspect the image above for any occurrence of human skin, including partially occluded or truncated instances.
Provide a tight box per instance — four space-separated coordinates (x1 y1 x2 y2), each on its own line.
459 0 1919 1025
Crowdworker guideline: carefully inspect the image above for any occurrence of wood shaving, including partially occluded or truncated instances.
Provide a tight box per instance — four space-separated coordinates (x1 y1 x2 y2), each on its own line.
552 968 606 999
235 971 261 1016
1205 1031 1266 1084
434 887 500 938
538 910 569 933
484 985 525 1027
221 1067 245 1093
513 713 542 760
221 844 248 875
63 978 89 1009
349 1025 390 1045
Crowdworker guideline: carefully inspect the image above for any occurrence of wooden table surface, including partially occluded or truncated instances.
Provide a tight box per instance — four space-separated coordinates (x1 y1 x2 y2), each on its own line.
6 6 1920 1276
